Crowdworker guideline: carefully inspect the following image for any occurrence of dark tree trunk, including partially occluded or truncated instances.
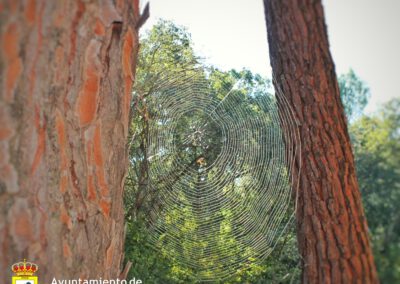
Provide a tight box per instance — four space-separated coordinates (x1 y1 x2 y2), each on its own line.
263 1 378 283
0 0 141 281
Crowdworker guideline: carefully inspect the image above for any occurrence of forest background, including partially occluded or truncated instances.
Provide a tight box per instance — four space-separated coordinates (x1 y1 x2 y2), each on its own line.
124 20 400 283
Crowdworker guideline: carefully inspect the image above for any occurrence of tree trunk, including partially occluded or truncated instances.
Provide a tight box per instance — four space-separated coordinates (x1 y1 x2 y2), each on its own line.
263 1 378 283
0 0 141 281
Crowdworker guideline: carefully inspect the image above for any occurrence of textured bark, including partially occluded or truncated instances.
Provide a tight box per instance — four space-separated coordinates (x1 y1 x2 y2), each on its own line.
263 1 378 283
0 0 140 281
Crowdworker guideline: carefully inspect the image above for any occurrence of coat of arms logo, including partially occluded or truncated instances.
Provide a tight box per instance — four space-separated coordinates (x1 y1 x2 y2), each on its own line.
11 259 39 284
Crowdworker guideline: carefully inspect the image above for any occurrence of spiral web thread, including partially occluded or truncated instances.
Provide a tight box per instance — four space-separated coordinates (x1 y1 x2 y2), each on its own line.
132 71 301 281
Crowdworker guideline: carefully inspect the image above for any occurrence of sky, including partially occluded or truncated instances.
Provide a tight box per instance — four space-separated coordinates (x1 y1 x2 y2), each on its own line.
140 0 400 113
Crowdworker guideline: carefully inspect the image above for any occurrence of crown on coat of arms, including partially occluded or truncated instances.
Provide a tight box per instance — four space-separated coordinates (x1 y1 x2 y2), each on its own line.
11 259 39 276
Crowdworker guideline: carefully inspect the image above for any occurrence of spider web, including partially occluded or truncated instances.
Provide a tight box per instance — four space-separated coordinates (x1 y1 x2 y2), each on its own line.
130 71 301 281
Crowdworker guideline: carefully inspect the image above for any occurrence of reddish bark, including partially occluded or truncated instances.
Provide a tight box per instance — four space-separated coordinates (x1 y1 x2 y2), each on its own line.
0 0 140 280
263 0 379 283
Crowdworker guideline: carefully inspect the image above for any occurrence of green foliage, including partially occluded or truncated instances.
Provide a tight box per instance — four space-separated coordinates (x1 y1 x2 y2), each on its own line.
256 224 301 283
338 69 370 121
125 221 175 283
135 19 203 99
